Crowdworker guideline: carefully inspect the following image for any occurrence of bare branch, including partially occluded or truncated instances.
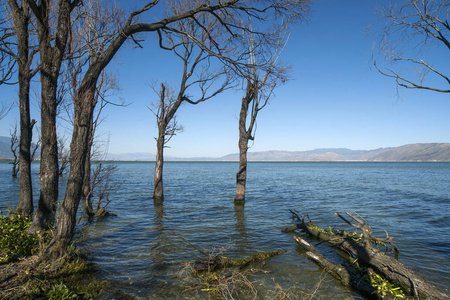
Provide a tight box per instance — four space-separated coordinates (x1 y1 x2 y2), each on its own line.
373 0 450 93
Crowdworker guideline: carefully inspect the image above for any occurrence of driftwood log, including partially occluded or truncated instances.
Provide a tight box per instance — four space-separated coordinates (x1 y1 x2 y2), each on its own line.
283 211 450 300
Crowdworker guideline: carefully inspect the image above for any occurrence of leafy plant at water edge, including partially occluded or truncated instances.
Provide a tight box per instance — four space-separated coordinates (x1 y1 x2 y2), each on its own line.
365 272 406 299
0 211 41 262
45 283 79 299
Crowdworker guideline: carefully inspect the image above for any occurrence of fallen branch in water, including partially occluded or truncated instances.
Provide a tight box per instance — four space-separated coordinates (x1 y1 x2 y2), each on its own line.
283 211 450 300
173 231 284 299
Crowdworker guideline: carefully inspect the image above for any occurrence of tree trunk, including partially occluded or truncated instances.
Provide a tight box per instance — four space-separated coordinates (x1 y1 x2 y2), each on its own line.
17 84 34 216
82 119 94 216
48 88 95 254
235 138 248 204
29 76 59 232
8 1 34 216
294 236 378 298
28 0 75 233
153 126 165 205
234 95 250 204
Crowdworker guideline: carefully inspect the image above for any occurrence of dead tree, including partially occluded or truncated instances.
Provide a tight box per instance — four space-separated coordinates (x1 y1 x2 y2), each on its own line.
234 28 290 204
149 6 232 204
286 212 450 299
373 0 450 93
10 124 19 177
83 162 118 217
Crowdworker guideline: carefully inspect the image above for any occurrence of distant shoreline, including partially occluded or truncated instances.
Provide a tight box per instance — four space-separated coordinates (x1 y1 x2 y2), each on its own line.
2 159 448 163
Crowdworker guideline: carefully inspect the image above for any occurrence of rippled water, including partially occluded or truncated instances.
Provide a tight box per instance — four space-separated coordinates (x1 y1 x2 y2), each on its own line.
1 162 449 298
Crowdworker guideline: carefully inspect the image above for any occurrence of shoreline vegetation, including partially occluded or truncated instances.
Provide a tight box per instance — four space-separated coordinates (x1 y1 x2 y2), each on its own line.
2 207 449 299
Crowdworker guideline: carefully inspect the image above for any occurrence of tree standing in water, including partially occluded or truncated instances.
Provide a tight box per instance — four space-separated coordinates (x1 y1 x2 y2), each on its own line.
150 4 232 204
234 29 291 204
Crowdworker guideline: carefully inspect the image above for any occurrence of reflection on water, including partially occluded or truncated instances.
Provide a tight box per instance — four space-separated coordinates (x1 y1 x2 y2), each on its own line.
1 162 449 299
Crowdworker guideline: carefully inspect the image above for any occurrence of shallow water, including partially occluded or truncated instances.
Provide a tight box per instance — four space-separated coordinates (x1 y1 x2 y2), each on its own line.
1 161 449 298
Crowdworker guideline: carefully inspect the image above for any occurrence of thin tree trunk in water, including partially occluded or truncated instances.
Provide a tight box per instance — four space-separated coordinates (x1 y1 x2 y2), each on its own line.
82 119 94 216
153 127 165 205
235 139 248 204
29 76 59 232
235 95 250 204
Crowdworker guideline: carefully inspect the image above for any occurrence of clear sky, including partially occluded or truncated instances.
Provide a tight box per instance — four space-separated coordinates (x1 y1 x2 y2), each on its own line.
1 0 449 158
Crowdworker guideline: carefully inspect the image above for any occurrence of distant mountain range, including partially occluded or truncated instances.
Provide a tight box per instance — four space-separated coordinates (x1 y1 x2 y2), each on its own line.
1 135 449 162
105 143 450 162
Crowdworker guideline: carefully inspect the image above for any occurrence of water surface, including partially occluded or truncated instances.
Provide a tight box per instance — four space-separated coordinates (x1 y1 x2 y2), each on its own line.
1 162 449 298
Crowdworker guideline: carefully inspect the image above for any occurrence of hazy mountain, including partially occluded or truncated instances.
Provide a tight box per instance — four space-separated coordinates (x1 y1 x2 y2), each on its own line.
368 143 450 162
1 136 449 162
0 136 40 160
102 143 450 162
217 148 388 161
0 136 11 158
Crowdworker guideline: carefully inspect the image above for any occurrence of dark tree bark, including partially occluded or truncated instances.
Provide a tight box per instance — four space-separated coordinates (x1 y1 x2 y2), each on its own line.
50 84 96 250
5 0 38 216
235 81 255 204
153 121 166 204
82 118 94 215
293 236 378 299
27 0 81 233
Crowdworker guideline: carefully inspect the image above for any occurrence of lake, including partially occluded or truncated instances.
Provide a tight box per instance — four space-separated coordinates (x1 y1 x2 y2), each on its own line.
1 161 449 298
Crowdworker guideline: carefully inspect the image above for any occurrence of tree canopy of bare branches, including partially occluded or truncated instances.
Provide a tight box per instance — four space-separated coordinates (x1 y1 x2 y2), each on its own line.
234 25 291 203
373 0 450 93
9 0 312 255
149 4 235 204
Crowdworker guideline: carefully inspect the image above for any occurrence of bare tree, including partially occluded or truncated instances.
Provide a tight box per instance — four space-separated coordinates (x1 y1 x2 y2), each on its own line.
373 0 450 93
149 84 183 204
81 70 123 214
57 135 70 176
35 0 311 254
234 29 290 204
83 162 118 217
2 1 40 217
10 123 19 177
149 6 233 204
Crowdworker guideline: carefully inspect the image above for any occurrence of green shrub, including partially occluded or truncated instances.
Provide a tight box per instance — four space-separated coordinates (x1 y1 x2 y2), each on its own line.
0 211 40 262
45 283 79 299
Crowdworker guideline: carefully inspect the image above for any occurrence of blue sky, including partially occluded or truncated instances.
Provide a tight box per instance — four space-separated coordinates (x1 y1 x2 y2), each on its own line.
1 0 449 158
